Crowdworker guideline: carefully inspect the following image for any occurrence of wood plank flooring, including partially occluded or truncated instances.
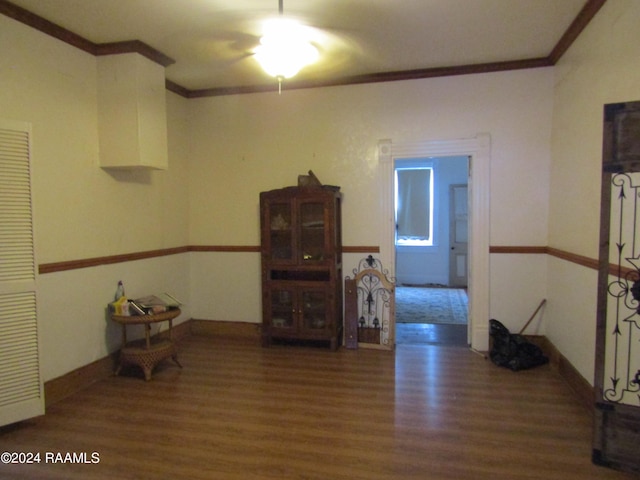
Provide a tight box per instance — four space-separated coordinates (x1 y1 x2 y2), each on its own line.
0 335 636 480
396 323 468 346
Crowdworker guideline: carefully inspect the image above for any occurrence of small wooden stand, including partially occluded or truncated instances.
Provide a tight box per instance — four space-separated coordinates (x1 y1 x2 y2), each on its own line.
111 308 182 381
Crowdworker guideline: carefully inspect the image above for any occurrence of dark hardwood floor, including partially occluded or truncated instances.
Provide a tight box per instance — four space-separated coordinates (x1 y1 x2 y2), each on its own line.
395 285 469 347
396 322 468 346
0 334 635 480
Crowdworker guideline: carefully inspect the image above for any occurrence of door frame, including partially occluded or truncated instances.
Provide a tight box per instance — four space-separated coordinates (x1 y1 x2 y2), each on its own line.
378 135 491 351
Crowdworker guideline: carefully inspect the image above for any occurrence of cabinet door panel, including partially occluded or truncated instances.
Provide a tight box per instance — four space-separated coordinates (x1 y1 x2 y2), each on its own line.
269 288 295 329
299 201 326 263
300 289 328 331
267 202 294 263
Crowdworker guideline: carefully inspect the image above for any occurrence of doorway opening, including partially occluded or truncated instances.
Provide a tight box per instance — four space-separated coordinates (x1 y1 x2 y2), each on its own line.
377 135 490 351
393 156 469 346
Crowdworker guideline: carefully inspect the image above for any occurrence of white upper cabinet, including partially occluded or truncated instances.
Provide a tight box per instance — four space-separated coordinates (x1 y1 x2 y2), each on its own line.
97 53 168 170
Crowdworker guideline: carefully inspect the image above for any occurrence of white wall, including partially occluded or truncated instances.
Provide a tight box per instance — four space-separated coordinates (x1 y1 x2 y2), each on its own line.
37 255 191 381
190 252 261 323
489 254 548 335
187 69 554 332
547 0 640 383
1 15 192 381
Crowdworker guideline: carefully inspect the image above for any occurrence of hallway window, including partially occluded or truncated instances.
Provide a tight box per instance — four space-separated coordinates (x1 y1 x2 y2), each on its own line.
395 166 434 246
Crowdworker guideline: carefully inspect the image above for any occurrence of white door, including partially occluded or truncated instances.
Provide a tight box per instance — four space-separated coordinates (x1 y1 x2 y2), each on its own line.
0 119 44 426
449 184 468 287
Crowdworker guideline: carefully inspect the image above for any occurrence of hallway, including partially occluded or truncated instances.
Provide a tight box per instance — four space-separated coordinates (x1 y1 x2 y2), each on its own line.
395 286 468 346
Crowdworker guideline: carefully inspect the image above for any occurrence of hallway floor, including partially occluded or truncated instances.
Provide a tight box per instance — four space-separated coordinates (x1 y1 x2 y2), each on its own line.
396 322 468 346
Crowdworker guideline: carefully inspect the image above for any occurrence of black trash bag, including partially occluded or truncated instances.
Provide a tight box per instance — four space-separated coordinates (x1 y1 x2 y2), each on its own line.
489 319 549 371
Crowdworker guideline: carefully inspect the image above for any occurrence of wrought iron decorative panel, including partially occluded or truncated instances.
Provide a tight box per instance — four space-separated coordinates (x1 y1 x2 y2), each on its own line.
594 100 640 475
604 172 640 406
346 255 395 348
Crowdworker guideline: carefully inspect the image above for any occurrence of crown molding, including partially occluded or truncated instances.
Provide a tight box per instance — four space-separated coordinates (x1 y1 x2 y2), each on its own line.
187 57 553 98
0 0 608 97
548 0 607 64
0 0 174 67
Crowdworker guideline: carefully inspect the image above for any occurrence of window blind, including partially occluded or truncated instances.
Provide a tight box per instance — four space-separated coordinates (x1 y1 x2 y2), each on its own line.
396 168 431 240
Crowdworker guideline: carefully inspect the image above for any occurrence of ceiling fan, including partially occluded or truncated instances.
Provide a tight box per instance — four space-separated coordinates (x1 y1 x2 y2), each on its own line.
252 0 326 92
182 0 361 92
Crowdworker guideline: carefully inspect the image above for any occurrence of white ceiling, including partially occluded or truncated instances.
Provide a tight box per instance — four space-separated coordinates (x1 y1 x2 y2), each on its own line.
6 0 590 93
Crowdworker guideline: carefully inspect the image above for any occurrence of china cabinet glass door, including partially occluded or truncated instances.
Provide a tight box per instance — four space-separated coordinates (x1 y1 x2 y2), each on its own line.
301 289 328 331
268 203 293 262
270 288 295 329
299 201 326 263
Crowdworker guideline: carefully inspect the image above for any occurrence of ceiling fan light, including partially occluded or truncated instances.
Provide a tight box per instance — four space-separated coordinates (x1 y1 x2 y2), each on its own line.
255 40 318 78
254 18 319 79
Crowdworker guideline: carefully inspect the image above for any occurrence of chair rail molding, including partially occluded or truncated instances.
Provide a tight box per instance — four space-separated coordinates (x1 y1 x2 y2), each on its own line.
378 134 491 351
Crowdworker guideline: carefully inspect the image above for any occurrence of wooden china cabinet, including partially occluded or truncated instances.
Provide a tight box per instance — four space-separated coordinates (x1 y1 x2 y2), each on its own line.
260 184 342 350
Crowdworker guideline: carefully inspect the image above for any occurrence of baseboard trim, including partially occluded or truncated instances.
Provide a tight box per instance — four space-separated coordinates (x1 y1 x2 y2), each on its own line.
44 319 193 407
44 352 118 408
190 319 262 341
525 335 593 413
44 322 593 414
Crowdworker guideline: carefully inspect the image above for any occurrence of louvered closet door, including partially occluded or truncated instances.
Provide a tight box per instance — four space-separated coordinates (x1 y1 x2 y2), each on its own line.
0 119 44 426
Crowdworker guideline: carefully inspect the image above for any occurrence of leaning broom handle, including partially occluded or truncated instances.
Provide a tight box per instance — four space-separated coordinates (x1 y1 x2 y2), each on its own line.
518 299 547 335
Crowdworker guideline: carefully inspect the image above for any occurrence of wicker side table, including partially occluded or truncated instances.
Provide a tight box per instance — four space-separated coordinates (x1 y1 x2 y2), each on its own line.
111 308 182 381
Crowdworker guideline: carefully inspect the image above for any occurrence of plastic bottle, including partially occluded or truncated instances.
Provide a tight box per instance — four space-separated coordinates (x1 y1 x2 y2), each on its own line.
114 281 125 301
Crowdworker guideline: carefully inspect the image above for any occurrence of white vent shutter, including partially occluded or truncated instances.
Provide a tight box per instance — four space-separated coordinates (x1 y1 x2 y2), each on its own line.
0 119 44 426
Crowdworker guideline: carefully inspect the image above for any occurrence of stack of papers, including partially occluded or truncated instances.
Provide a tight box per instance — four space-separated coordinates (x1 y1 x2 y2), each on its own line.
131 293 183 314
